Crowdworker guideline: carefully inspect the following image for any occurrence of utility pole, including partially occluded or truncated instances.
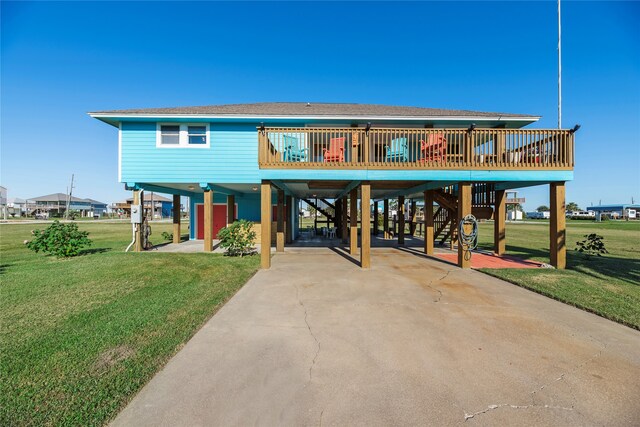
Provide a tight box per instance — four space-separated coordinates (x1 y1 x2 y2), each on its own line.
558 0 562 129
64 174 75 220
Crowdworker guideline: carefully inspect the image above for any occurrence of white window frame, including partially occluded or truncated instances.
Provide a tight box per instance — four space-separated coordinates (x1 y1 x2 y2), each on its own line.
156 123 210 148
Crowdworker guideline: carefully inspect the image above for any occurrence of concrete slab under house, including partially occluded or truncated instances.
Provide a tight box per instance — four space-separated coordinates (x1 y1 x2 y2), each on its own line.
90 102 577 269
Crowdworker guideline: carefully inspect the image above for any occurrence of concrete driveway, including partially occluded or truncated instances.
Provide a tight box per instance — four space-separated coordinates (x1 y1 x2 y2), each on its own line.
112 247 640 426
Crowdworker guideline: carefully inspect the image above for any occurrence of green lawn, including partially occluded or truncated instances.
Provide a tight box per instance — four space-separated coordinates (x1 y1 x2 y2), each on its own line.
0 222 259 426
475 220 640 330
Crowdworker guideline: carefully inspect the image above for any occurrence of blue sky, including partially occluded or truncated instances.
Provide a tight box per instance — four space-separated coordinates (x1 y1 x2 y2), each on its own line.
2 1 638 209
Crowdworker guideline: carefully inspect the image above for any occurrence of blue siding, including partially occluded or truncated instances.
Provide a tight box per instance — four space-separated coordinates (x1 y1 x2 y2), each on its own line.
121 122 260 184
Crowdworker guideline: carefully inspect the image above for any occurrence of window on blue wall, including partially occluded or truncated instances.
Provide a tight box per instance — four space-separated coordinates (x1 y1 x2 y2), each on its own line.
188 126 207 144
160 125 180 145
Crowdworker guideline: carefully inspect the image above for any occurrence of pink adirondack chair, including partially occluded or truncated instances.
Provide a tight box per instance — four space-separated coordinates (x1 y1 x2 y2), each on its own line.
323 137 345 162
420 134 447 162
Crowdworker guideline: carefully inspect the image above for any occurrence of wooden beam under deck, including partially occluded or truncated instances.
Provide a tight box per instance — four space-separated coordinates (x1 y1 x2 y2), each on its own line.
550 182 566 269
360 182 371 268
494 190 506 255
203 189 213 252
457 183 472 268
424 190 434 255
276 189 285 252
261 181 272 268
133 189 143 252
350 188 358 255
398 196 405 245
172 194 181 244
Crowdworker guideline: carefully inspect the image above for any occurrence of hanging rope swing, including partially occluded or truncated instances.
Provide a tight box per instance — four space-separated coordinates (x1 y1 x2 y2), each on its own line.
458 214 478 261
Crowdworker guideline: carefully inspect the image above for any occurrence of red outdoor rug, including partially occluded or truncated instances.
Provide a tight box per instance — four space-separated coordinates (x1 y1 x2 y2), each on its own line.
435 252 546 269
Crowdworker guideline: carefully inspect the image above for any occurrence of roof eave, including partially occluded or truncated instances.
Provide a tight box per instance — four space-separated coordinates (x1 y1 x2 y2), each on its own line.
88 112 541 123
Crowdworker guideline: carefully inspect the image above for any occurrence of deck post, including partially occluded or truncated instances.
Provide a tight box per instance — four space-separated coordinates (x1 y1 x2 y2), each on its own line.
276 189 285 252
457 183 472 268
424 190 434 255
373 201 379 236
286 195 293 244
172 194 181 244
261 181 272 268
350 188 358 254
335 198 342 239
227 195 235 226
494 189 506 255
398 196 405 245
133 189 144 252
550 182 566 269
360 182 371 268
203 189 213 252
341 196 348 244
383 199 390 239
409 199 417 236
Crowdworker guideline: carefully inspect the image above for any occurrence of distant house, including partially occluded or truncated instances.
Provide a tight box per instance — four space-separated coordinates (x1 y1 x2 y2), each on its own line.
28 193 108 217
7 198 27 217
0 186 7 219
114 193 175 219
588 204 639 219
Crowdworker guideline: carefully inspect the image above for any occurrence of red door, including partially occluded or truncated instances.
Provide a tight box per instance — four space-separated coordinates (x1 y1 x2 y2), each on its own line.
196 204 237 239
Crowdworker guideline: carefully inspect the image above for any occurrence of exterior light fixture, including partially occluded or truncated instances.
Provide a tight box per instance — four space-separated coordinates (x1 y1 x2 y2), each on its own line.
468 123 476 133
252 186 258 191
188 185 195 190
569 124 581 134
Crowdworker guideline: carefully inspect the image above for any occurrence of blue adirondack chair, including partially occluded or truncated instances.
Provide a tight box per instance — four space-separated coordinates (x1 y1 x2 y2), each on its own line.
282 135 308 162
385 137 409 162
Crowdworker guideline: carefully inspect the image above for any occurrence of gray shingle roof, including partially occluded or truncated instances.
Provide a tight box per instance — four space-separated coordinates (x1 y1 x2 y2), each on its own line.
29 193 84 202
90 102 535 118
29 193 106 205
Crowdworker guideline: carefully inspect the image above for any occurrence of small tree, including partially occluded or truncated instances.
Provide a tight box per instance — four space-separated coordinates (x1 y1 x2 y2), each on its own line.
536 205 549 212
66 209 80 220
25 220 92 257
566 202 580 212
575 233 608 257
217 220 256 256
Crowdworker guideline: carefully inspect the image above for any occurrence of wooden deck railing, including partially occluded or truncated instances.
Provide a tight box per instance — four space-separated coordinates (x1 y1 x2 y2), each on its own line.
258 127 574 170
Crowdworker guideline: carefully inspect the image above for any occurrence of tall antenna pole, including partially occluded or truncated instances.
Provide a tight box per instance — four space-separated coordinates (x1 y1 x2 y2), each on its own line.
65 174 75 220
558 0 562 129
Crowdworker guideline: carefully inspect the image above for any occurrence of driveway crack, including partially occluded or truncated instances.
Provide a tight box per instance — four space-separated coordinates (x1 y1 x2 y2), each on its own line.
466 347 605 422
425 270 450 303
464 403 574 421
295 285 321 382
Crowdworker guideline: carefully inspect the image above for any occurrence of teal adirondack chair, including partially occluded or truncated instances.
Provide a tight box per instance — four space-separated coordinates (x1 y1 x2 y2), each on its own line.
385 137 409 162
282 135 308 162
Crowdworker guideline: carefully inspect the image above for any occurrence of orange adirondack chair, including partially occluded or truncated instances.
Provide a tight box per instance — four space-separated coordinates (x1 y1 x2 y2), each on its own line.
323 137 345 162
420 134 447 162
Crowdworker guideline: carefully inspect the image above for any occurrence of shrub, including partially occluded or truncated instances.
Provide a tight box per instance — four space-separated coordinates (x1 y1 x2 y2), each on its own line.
161 231 173 241
217 220 256 257
25 220 92 257
575 233 608 257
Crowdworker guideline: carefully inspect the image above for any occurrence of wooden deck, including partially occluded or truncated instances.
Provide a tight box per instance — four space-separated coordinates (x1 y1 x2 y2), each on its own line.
259 127 574 170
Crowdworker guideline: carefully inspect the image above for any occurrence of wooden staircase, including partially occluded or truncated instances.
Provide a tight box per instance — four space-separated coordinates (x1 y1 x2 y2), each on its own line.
302 198 336 222
431 183 496 247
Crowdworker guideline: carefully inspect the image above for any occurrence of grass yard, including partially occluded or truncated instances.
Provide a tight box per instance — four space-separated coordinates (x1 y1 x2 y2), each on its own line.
0 221 259 426
476 220 640 330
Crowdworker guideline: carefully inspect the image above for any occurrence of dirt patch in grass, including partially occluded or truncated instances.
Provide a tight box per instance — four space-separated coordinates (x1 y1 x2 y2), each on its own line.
93 345 136 372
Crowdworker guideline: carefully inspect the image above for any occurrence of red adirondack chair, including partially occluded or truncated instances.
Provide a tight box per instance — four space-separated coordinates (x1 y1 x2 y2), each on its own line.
420 134 447 162
323 137 345 162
